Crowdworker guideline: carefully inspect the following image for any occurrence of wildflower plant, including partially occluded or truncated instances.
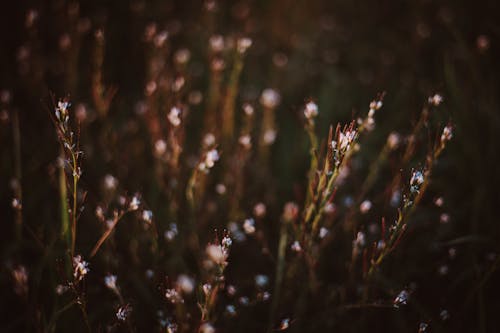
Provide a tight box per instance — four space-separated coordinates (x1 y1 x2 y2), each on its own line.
4 2 484 333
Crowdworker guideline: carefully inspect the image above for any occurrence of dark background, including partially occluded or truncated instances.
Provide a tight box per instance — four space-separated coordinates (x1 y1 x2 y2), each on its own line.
1 0 499 332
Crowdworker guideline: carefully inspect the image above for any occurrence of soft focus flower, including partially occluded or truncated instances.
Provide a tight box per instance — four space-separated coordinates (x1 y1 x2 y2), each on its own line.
304 101 318 120
168 107 182 127
260 89 281 109
73 255 90 282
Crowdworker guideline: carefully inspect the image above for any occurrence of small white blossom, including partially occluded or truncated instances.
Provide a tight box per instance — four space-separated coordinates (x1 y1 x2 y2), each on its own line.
279 318 291 330
103 174 118 190
387 132 401 150
129 195 141 211
393 290 410 308
72 255 89 282
164 223 178 241
255 274 269 288
243 218 256 234
428 94 443 106
237 37 252 54
215 183 227 195
359 200 372 214
353 231 366 249
206 244 229 265
200 322 215 333
203 133 216 147
260 89 281 109
116 304 132 321
238 134 252 149
263 129 277 145
410 170 425 193
319 227 329 239
441 125 453 142
165 288 183 304
142 210 153 223
243 103 254 116
154 139 167 157
104 274 117 291
209 35 225 52
168 107 182 127
174 48 191 65
291 241 302 252
304 101 318 120
203 283 212 296
199 149 220 172
253 203 266 218
176 275 195 294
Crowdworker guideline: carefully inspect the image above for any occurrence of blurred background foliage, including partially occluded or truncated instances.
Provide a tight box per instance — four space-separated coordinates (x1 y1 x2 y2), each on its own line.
1 0 499 332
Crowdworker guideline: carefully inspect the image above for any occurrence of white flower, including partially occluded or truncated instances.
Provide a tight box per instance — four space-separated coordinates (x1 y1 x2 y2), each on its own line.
164 223 178 241
142 210 153 223
154 139 167 156
209 35 225 52
253 202 266 218
168 107 182 127
291 241 302 252
410 170 425 193
260 89 281 109
441 125 453 142
255 274 269 288
206 244 229 265
337 129 357 151
238 134 252 149
387 132 401 150
174 48 191 65
304 101 318 120
279 318 290 330
263 129 277 145
203 133 216 147
129 195 140 211
393 290 409 308
237 37 252 54
103 174 118 190
116 304 132 321
199 149 220 172
165 288 183 304
319 227 329 239
353 231 366 249
243 218 256 234
176 274 195 294
359 200 372 214
72 255 89 282
200 323 215 333
104 274 117 290
428 94 443 106
243 103 254 116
